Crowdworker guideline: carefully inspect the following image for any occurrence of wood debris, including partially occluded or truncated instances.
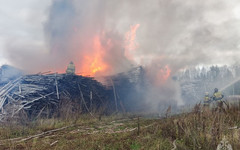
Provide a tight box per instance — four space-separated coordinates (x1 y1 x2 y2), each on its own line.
0 74 112 121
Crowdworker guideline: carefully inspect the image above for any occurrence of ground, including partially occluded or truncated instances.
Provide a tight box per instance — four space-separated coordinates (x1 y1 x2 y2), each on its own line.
0 105 240 150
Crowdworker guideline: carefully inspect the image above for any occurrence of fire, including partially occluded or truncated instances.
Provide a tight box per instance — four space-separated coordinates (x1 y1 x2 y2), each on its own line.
80 36 108 76
157 65 171 83
125 24 140 61
78 24 140 77
146 63 172 86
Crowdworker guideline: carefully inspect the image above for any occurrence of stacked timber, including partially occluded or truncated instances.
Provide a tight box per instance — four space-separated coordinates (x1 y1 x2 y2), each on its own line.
0 74 112 121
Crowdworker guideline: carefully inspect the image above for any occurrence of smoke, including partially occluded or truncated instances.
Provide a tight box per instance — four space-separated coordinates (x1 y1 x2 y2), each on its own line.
2 0 240 111
4 0 240 73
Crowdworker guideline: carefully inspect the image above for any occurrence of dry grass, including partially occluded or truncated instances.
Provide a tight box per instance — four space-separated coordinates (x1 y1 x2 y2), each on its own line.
0 103 240 149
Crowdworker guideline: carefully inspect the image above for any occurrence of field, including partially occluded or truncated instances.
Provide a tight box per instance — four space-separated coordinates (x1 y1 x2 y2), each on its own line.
0 104 240 150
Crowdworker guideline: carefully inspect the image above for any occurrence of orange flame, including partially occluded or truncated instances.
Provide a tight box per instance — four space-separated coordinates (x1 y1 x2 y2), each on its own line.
80 36 108 76
78 24 140 77
68 24 140 77
157 65 171 83
125 24 140 61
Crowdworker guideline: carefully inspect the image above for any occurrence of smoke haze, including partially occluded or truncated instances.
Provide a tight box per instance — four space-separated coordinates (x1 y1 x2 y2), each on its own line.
2 0 240 73
2 0 240 111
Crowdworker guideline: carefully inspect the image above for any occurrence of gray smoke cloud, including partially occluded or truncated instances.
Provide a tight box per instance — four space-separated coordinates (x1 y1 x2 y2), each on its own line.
3 0 240 73
2 0 240 111
43 0 133 75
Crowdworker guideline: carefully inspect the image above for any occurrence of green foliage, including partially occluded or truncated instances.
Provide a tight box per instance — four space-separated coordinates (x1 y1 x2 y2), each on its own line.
130 142 141 150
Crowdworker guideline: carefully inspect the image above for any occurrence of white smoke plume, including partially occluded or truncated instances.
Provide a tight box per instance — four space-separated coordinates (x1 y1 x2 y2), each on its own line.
3 0 240 73
2 0 240 111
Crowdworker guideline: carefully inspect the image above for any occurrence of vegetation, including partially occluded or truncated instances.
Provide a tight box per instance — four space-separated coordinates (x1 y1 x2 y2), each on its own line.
0 103 240 150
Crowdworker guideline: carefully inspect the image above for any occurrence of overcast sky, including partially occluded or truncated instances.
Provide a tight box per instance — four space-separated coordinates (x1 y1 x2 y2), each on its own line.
1 0 240 73
0 0 50 65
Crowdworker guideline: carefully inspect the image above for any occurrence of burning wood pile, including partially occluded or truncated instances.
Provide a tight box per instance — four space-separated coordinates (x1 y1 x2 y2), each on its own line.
0 73 112 121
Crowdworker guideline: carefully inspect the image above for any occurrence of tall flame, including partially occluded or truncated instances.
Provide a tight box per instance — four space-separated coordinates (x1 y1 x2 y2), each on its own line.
125 24 140 61
77 24 140 77
80 36 108 76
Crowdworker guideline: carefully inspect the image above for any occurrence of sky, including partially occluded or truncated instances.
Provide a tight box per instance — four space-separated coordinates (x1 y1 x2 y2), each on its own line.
0 0 50 66
1 0 240 74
